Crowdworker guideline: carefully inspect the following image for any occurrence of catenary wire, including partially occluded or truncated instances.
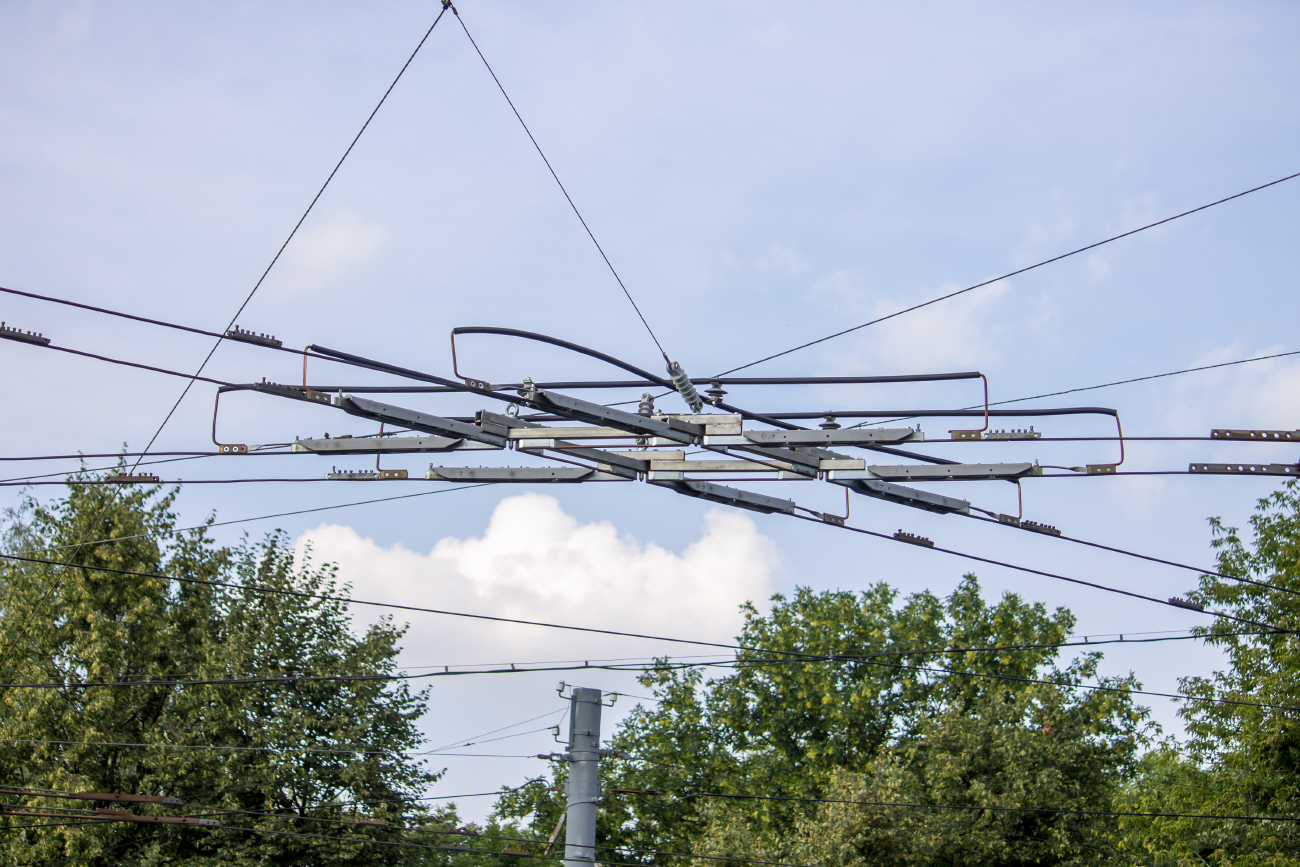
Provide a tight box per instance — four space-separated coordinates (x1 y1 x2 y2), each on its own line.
718 169 1300 375
427 708 567 754
450 6 668 361
4 476 1289 628
0 369 1285 603
851 347 1300 430
13 483 489 559
0 553 1288 713
0 3 451 676
0 629 1244 687
643 789 1300 825
964 512 1300 598
784 512 1282 633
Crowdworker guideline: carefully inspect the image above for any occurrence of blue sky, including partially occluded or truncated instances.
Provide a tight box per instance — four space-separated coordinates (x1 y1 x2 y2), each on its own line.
2 1 1299 814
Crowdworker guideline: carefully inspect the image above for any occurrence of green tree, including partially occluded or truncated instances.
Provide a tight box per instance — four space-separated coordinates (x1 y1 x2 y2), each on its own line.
0 474 435 865
493 576 1147 867
1119 480 1300 867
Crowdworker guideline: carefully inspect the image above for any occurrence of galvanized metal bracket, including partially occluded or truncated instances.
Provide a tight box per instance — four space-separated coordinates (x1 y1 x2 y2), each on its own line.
1189 463 1300 477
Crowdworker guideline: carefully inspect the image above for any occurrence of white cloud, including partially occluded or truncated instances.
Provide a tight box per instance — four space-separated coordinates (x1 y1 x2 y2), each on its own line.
276 209 387 294
294 493 782 667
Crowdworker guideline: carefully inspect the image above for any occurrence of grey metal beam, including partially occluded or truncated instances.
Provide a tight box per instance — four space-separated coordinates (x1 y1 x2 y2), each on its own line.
649 479 796 514
335 395 507 447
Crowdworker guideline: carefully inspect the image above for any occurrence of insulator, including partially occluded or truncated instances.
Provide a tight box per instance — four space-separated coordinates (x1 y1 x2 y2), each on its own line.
705 381 727 405
819 415 840 430
666 361 704 413
638 393 655 416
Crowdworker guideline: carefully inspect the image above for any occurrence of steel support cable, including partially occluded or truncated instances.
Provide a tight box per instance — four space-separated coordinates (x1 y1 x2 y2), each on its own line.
640 790 1300 825
719 169 1300 376
964 512 1300 598
786 512 1282 634
0 4 450 675
0 554 1290 713
1 787 819 867
0 642 1289 713
449 9 668 362
0 629 1266 691
0 467 1272 487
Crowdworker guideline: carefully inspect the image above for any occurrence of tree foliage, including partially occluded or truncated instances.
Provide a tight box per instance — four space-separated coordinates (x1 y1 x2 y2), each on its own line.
0 476 435 864
494 576 1149 867
1119 480 1300 867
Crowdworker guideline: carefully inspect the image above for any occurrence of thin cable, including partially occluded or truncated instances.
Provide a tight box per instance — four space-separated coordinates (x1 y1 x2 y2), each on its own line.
965 512 1300 599
788 513 1283 633
14 484 490 559
650 790 1300 825
426 708 566 754
0 630 1237 688
851 347 1300 430
451 6 668 361
721 170 1300 375
0 553 1289 713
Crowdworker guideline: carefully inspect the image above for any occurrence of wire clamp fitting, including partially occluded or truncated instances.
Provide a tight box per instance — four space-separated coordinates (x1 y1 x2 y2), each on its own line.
104 473 161 484
0 322 50 346
224 325 282 349
893 530 935 548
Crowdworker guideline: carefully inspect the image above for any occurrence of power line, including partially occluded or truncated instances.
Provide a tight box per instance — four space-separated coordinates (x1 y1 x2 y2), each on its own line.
0 553 1288 712
648 789 1300 825
0 3 449 686
963 514 1300 599
719 169 1300 375
975 348 1300 407
451 6 668 361
12 483 490 559
0 629 1240 688
788 513 1282 633
851 347 1300 430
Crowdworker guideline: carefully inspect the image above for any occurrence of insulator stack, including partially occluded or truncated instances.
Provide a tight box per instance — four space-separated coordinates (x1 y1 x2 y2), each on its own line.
667 361 704 413
638 393 655 416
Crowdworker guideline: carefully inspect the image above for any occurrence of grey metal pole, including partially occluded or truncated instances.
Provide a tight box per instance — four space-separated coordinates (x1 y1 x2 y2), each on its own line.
563 687 603 867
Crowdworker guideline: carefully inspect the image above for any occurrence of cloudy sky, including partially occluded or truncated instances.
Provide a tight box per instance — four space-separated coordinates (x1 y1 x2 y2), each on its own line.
2 1 1299 816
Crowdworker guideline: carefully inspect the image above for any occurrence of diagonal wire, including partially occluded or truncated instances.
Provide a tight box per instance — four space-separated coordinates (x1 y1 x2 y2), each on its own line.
848 347 1300 430
0 4 452 675
450 4 668 361
719 169 1300 376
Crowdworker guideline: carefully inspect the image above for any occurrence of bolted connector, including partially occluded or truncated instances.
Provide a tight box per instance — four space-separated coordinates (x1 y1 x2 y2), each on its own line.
893 530 934 548
667 360 704 413
638 392 655 416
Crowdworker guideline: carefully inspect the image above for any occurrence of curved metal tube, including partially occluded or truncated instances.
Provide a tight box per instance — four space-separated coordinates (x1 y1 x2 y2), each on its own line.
450 326 675 390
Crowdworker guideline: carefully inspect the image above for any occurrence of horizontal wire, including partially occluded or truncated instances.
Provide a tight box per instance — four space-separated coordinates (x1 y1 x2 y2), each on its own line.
718 169 1300 375
647 789 1300 825
965 512 1298 598
12 483 490 559
851 348 1300 430
0 629 1234 688
0 553 1286 712
787 513 1285 634
428 708 566 754
2 467 1264 488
